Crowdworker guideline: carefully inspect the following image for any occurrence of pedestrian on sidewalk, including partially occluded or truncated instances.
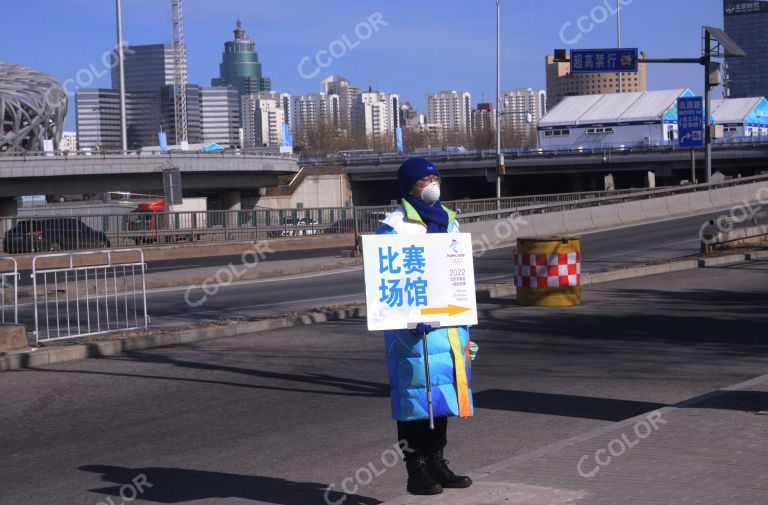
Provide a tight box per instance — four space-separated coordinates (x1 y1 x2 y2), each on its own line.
377 157 474 496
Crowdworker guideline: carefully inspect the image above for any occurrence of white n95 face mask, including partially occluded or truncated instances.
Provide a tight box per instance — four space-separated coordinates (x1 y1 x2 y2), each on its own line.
421 182 441 205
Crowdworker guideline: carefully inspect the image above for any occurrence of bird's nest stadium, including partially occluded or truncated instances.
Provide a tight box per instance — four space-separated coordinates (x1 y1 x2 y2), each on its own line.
0 62 67 153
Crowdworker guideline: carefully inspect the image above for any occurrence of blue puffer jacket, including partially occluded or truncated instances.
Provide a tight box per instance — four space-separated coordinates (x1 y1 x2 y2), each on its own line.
378 200 474 421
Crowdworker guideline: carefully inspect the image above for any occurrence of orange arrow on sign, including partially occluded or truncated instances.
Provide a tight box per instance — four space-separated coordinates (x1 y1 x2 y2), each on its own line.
420 305 472 317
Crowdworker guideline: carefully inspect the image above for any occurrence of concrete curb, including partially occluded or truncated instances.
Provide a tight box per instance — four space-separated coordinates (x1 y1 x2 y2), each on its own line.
697 253 750 267
747 250 768 261
2 251 764 372
477 252 762 302
0 307 366 372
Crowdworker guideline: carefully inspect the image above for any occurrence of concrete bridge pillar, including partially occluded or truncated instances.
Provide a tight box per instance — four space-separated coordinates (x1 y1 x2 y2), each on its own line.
223 190 241 228
0 198 17 238
0 198 17 217
223 190 242 211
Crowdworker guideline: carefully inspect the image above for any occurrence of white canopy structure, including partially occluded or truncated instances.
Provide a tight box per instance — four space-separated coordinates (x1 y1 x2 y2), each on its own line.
538 89 693 149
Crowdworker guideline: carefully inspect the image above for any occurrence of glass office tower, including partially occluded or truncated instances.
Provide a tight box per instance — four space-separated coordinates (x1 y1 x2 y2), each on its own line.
724 0 768 99
212 20 271 96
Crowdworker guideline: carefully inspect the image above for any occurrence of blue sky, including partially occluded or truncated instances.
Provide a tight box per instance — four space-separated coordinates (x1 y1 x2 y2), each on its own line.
5 0 724 130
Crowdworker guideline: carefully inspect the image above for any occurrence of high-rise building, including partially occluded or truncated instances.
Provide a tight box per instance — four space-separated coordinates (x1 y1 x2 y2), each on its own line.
724 0 768 99
75 89 161 150
241 92 290 148
426 91 472 135
112 44 178 93
212 20 271 97
292 92 341 144
253 91 292 128
399 102 418 128
104 43 183 147
406 115 445 147
471 103 495 139
500 89 547 143
546 53 647 110
201 87 241 147
126 92 163 148
76 89 121 150
352 91 400 145
161 84 202 145
321 76 360 134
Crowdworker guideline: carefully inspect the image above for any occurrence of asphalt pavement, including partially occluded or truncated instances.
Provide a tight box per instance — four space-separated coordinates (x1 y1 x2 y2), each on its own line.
2 260 767 504
10 208 733 333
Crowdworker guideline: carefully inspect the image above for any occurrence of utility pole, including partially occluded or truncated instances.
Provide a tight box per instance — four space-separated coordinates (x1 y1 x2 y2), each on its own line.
617 0 622 93
116 0 128 153
703 29 713 183
495 0 504 203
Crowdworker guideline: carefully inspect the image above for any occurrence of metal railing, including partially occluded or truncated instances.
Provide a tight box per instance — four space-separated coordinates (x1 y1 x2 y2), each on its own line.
299 138 768 166
31 249 148 344
453 173 768 222
2 173 767 254
1 257 18 324
0 149 296 160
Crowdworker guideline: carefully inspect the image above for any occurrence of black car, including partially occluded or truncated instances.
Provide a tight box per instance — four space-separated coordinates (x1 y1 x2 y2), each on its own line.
322 215 384 235
3 218 111 254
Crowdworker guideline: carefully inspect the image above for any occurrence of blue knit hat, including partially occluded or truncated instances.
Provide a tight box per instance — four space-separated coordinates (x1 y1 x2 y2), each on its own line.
397 158 441 196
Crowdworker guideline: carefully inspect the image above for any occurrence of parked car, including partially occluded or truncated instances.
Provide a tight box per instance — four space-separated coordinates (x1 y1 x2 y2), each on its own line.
323 214 385 235
3 218 110 254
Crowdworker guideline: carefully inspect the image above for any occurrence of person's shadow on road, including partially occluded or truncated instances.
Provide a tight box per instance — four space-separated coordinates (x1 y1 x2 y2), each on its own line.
80 464 382 505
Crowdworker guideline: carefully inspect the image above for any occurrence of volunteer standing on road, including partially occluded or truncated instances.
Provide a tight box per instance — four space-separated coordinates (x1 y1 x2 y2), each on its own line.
377 158 475 496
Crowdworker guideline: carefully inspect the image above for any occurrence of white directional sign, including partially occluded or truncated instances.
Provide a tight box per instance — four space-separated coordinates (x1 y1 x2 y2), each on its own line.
362 233 478 331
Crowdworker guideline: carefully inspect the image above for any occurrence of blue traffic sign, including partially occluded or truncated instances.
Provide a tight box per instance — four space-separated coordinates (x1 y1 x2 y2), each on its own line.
570 48 639 74
678 97 704 149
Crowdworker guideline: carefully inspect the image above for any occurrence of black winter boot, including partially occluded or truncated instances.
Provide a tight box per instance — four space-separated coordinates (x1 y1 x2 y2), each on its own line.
426 450 473 488
405 455 443 495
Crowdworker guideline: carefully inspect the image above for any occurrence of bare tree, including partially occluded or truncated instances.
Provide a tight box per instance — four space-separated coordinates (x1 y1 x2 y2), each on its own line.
502 124 537 149
470 126 495 150
304 119 342 156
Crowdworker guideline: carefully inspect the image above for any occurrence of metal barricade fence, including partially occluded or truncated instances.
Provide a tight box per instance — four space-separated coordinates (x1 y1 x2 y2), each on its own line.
1 257 18 324
31 249 149 344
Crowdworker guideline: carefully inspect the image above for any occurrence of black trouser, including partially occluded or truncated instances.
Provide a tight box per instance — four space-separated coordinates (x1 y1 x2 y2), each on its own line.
397 417 448 460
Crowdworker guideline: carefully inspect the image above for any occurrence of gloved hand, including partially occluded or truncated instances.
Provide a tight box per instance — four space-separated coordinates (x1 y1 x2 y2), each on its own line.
410 323 433 337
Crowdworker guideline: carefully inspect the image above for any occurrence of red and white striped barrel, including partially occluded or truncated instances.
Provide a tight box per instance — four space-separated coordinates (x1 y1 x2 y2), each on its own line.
513 237 582 306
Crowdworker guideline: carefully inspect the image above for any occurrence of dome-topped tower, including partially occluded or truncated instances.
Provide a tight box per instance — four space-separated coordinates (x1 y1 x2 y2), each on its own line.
234 19 246 41
212 19 271 95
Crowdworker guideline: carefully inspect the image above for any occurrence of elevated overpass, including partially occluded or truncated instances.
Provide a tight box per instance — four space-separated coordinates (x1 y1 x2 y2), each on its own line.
0 152 300 215
306 143 768 204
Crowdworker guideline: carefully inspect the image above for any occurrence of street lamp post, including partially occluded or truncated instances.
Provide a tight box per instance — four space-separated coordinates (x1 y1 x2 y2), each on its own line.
116 0 128 154
495 0 503 202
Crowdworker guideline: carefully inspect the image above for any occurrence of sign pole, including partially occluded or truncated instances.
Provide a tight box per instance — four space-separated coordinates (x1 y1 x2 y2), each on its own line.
421 327 435 430
690 148 696 184
617 0 622 94
704 48 713 183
